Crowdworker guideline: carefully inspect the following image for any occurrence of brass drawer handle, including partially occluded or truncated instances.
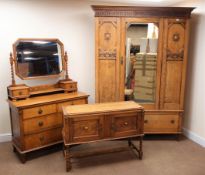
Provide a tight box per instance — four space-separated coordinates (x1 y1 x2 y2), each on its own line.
18 91 22 95
38 121 44 127
38 109 43 114
70 85 73 88
171 120 175 124
124 122 128 126
84 126 89 130
39 136 44 142
144 120 148 123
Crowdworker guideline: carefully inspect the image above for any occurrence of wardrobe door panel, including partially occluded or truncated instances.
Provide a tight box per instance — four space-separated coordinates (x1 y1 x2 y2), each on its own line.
95 17 121 102
160 19 188 110
164 61 183 109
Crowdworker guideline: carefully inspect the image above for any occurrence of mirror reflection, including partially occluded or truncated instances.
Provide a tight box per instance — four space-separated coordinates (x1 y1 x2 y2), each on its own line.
125 23 159 103
14 40 63 79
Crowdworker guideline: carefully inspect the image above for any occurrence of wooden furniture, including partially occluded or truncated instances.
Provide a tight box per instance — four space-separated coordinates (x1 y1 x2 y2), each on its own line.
62 101 144 172
7 38 89 162
9 92 88 163
92 6 195 135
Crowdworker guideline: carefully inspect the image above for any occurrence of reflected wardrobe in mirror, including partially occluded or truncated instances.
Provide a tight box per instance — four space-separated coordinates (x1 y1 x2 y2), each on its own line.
125 23 159 103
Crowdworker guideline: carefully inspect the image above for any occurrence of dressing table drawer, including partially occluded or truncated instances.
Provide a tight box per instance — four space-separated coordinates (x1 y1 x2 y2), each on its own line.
12 89 29 97
23 114 62 134
24 127 62 150
23 104 57 119
8 85 30 100
57 98 87 112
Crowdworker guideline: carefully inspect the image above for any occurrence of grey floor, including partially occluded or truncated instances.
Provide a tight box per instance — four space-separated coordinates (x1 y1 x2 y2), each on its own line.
0 137 205 175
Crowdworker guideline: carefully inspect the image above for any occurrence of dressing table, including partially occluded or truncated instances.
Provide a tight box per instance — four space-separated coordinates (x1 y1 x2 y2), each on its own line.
7 38 89 163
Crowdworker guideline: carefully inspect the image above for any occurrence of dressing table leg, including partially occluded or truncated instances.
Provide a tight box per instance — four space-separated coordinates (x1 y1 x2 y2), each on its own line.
65 146 71 172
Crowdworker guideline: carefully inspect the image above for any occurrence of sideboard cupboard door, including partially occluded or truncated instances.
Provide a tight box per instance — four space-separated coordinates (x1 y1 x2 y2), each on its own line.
69 115 104 143
110 111 140 138
160 18 190 110
95 17 121 102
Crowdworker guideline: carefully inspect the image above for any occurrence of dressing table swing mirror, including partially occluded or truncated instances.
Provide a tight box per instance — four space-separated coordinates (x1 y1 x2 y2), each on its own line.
7 38 89 163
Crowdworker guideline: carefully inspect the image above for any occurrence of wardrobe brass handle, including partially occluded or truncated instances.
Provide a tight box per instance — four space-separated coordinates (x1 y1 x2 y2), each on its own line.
124 122 128 126
170 120 175 124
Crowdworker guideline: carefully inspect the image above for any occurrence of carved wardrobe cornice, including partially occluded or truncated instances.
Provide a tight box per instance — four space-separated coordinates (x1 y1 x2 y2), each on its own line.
91 6 195 18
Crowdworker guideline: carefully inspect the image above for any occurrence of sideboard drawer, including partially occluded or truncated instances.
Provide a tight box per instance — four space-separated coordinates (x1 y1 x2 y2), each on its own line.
144 114 180 133
69 115 103 143
111 111 140 138
24 127 62 150
23 104 57 119
23 114 62 134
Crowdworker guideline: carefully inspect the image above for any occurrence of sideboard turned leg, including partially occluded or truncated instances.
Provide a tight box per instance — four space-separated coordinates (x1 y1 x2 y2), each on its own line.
138 136 143 160
128 138 131 147
65 146 71 172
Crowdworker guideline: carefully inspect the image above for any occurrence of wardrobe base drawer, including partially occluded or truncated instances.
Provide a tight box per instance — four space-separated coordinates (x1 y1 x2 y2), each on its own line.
144 111 182 134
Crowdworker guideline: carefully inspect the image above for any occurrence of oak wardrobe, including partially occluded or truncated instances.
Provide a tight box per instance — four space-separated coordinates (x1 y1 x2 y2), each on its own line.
92 6 194 135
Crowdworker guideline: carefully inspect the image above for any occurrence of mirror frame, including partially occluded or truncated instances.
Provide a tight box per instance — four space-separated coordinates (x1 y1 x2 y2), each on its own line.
12 38 65 80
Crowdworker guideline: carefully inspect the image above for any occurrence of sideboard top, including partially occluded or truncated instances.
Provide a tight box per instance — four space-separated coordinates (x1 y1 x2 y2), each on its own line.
91 6 195 18
63 101 143 116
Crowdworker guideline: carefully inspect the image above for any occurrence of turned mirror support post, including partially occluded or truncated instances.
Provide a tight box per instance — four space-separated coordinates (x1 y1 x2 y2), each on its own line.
64 51 71 81
9 53 16 87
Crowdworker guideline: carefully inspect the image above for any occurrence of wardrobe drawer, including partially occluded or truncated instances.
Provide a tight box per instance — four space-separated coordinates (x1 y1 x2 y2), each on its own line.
24 127 62 150
23 114 62 134
144 114 179 133
23 104 57 119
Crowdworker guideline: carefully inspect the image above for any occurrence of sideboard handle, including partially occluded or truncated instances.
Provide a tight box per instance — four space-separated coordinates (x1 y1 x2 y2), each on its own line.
124 122 128 126
84 126 89 130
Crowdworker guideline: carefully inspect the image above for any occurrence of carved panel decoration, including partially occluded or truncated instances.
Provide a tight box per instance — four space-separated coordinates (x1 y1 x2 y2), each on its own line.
166 21 185 61
98 49 117 59
98 20 118 50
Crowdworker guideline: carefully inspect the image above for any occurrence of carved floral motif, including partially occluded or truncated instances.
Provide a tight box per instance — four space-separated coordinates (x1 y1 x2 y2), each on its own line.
167 49 184 61
98 49 117 59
